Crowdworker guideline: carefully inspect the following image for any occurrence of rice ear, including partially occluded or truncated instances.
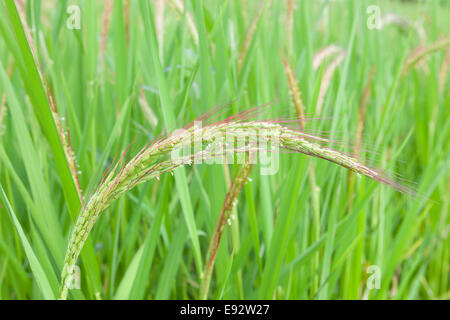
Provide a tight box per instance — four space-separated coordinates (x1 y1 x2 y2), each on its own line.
238 1 267 71
100 0 114 59
59 113 415 299
167 0 199 47
14 1 84 206
313 44 344 70
281 56 306 131
401 37 450 78
316 51 346 116
201 161 253 299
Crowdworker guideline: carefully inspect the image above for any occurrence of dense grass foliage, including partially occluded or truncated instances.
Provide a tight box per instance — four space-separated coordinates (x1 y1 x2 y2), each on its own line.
0 0 448 300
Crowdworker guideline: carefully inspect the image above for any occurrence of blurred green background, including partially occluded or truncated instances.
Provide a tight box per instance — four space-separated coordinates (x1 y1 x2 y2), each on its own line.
0 0 448 299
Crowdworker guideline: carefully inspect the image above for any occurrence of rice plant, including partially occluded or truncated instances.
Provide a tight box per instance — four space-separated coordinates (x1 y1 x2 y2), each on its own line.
0 0 448 300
